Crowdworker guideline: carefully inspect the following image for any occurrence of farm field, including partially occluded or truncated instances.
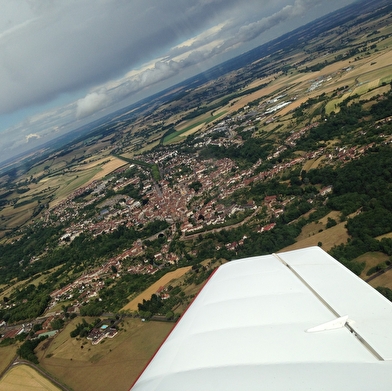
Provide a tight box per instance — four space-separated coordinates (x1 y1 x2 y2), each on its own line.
0 202 37 233
86 157 127 183
39 318 174 391
368 269 392 290
302 156 326 172
122 266 192 312
356 252 390 280
0 154 127 228
0 365 61 391
0 280 26 303
0 345 17 376
165 111 227 145
280 220 349 253
377 233 392 240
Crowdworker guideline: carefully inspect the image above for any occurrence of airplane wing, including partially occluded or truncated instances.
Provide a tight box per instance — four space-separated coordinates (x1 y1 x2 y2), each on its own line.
130 246 392 391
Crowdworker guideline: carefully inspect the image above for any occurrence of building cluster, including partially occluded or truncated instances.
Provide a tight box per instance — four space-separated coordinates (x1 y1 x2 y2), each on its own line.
35 97 383 317
29 91 386 325
48 242 163 308
42 117 344 273
87 325 118 345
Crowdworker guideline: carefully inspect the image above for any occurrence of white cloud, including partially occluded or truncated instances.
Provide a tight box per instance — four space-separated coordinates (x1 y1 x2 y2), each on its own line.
76 92 109 119
25 133 41 142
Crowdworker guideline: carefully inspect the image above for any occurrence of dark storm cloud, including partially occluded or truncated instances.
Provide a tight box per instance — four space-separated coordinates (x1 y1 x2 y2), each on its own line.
0 0 356 162
0 0 242 115
87 0 336 109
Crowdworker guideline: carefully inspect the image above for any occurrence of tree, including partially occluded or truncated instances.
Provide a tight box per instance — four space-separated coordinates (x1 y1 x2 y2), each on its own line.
51 318 64 330
166 311 174 320
189 181 202 193
17 337 47 364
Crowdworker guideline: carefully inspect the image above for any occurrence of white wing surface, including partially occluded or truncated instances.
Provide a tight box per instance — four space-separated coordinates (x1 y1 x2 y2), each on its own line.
130 246 392 391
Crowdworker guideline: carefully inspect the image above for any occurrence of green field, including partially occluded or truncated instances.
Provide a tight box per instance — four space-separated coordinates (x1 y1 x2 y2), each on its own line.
55 168 101 200
164 111 227 144
325 93 351 115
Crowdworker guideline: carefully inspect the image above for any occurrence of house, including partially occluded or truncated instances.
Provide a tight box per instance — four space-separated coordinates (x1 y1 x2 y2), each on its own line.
320 186 333 196
264 195 277 204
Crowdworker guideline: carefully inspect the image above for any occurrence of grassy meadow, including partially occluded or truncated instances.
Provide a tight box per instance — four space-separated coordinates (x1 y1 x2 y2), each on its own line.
38 318 174 391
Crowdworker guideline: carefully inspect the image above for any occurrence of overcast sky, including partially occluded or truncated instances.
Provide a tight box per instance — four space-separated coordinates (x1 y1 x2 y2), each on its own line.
0 0 356 164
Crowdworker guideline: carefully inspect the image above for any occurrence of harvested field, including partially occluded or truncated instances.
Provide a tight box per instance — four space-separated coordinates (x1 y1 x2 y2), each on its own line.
88 157 127 182
377 232 392 240
360 85 391 101
318 211 341 225
227 56 378 116
311 58 352 76
173 111 226 141
355 252 390 280
39 318 174 391
325 93 351 114
280 220 349 253
0 345 17 375
14 155 126 210
295 221 324 242
49 169 101 207
120 152 136 160
122 266 191 312
278 97 308 116
228 78 284 112
0 202 38 230
368 268 392 290
179 124 205 138
294 211 341 243
159 259 222 315
0 280 28 302
165 124 203 145
246 75 276 89
0 365 61 391
136 140 160 154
